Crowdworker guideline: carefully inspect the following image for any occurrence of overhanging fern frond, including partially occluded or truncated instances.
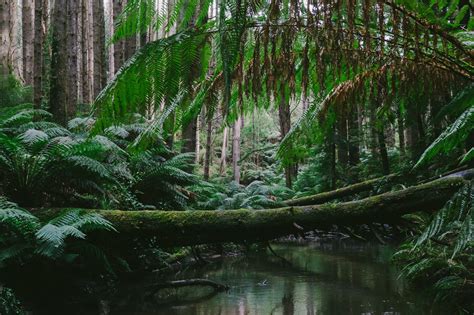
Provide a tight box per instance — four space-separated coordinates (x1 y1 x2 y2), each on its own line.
415 106 474 167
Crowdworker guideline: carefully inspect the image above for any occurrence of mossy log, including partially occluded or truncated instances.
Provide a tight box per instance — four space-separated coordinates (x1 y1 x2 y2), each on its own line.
36 176 467 247
285 173 402 206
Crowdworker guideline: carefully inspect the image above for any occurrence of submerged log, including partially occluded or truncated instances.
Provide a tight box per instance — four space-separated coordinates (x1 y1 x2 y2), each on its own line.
149 279 229 292
36 176 467 247
285 173 402 206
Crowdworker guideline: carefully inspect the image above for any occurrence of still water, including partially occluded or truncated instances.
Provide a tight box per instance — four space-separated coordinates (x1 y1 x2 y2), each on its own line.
111 240 434 315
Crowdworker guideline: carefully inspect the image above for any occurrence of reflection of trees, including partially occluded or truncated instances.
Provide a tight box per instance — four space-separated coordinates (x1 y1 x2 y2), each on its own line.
282 280 295 315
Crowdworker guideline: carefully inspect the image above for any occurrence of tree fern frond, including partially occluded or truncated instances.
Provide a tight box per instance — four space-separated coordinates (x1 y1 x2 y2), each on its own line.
415 106 474 167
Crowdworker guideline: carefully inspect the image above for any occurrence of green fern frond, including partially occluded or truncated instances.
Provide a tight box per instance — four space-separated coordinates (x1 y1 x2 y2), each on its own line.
415 106 474 167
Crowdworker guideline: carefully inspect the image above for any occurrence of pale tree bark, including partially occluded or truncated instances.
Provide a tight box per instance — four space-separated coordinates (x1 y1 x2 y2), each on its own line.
0 1 16 75
105 0 114 79
232 116 242 184
204 115 213 180
33 0 43 108
87 0 94 101
22 0 34 85
219 126 228 176
92 0 106 98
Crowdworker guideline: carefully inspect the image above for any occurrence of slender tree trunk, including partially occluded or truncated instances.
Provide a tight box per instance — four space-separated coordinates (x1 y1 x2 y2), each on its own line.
113 0 125 73
328 127 337 190
50 0 68 124
66 0 78 118
348 107 360 166
92 0 106 98
219 126 228 176
204 115 213 180
22 0 34 85
278 87 297 188
195 115 201 164
87 0 94 102
124 0 137 61
0 0 13 75
377 127 390 175
397 105 405 157
336 117 349 167
181 118 198 157
104 0 114 80
33 0 43 108
80 0 91 103
232 117 242 184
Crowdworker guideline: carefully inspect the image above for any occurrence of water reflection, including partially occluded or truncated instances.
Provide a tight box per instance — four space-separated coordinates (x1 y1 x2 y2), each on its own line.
114 240 430 315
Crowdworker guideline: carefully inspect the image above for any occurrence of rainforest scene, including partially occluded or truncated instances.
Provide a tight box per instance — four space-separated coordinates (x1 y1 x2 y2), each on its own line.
0 0 473 314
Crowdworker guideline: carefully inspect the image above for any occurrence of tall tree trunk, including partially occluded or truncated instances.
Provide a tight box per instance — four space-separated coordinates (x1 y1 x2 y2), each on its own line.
0 0 13 75
336 117 349 167
22 0 34 85
181 118 198 155
105 0 114 79
232 117 242 184
80 0 91 103
124 0 137 61
50 0 68 124
348 107 360 166
377 127 390 175
328 127 337 190
396 105 405 157
87 0 94 102
195 115 201 164
204 115 213 180
92 0 106 98
66 0 78 118
278 87 297 188
33 0 43 108
113 0 125 73
219 126 228 176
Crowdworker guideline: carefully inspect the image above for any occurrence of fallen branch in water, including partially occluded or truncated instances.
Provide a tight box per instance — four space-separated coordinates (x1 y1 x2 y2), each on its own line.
149 279 229 292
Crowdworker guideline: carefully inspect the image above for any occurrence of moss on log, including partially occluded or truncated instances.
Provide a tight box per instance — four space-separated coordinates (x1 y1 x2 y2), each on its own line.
36 176 467 247
285 173 401 206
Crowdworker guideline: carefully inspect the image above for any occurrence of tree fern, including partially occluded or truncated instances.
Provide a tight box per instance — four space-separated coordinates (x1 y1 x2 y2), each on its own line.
415 106 474 167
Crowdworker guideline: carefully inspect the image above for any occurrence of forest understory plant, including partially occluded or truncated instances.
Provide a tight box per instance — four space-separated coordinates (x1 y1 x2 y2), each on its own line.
393 181 474 312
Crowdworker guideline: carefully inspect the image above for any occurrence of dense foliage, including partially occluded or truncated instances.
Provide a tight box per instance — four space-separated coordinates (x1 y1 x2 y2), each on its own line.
1 0 473 312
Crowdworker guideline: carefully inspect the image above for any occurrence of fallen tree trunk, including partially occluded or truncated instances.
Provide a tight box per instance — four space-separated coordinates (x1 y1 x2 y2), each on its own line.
35 176 468 247
285 173 402 206
149 279 229 292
